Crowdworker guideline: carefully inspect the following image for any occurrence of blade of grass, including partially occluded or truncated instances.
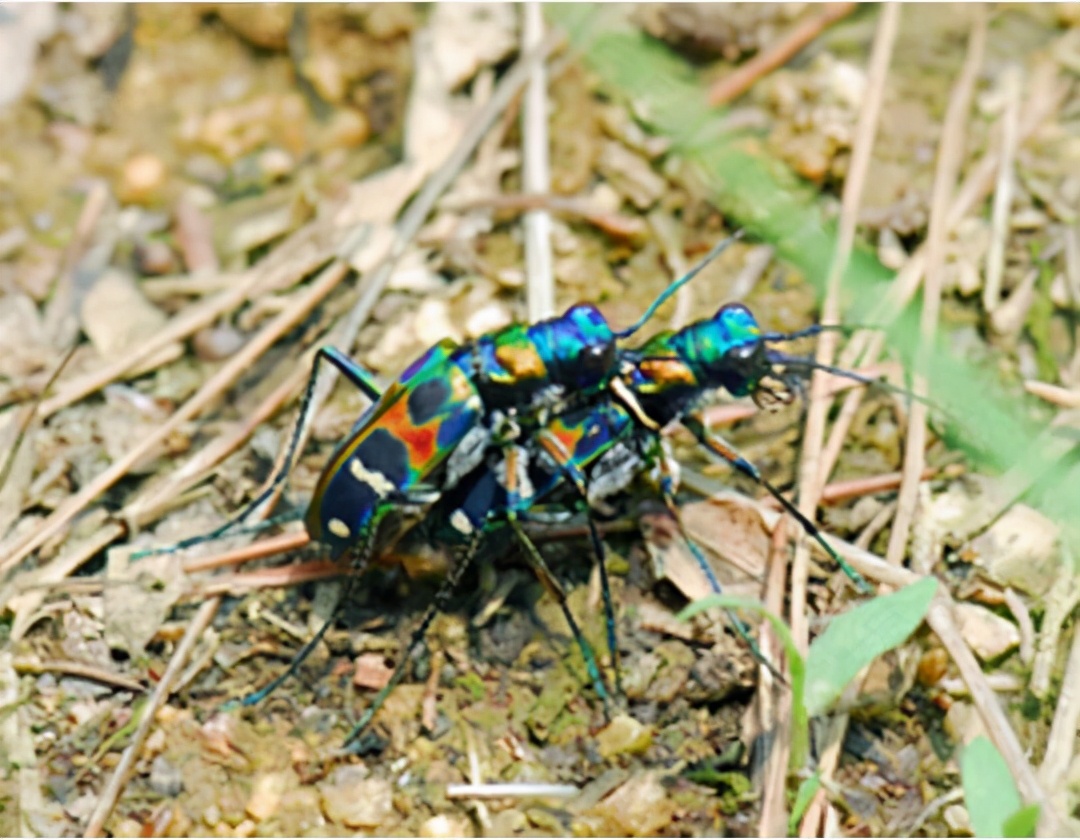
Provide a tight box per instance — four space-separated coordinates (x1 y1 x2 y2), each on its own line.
961 736 1025 838
804 576 936 716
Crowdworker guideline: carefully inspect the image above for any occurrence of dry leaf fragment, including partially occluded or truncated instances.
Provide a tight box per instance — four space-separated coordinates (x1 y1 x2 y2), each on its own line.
104 550 185 655
429 3 517 91
79 268 177 361
596 141 667 210
587 771 676 837
319 768 393 829
352 652 394 690
954 602 1021 662
965 503 1059 596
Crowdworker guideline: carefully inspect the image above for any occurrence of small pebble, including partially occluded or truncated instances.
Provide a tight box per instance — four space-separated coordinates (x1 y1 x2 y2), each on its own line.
246 772 287 821
943 803 971 833
216 4 292 50
596 714 652 759
587 771 674 836
119 152 168 205
488 809 527 837
134 239 178 275
353 652 394 690
202 804 221 828
193 324 246 361
258 148 294 181
420 814 471 838
148 755 183 797
323 108 371 150
305 53 347 104
111 818 143 838
465 302 512 339
917 648 949 687
320 771 393 829
954 602 1020 662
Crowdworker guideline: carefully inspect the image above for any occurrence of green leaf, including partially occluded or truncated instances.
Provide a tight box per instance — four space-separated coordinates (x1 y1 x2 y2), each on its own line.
1002 804 1040 838
804 577 936 717
677 595 809 769
961 737 1026 837
789 773 822 835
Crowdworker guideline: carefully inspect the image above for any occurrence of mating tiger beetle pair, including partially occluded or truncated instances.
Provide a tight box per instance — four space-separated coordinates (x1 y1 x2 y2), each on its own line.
149 232 881 748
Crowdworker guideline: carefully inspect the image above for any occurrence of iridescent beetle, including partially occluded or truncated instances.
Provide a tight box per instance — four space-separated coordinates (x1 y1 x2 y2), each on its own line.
218 236 744 714
334 301 899 745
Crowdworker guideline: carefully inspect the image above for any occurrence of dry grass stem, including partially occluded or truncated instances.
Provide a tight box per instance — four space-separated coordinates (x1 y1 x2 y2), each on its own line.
792 1 900 669
754 516 793 838
43 181 109 347
83 597 221 838
1038 620 1080 789
522 2 555 323
193 560 343 599
446 783 580 800
707 3 859 106
12 657 145 693
181 530 311 575
983 63 1023 314
1024 379 1080 408
886 11 985 567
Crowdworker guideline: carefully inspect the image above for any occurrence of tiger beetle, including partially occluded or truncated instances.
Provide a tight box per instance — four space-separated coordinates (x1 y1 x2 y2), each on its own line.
333 302 908 747
148 236 744 738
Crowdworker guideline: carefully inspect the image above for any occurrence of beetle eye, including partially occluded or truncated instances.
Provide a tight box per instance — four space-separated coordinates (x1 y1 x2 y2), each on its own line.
580 342 615 374
724 340 763 374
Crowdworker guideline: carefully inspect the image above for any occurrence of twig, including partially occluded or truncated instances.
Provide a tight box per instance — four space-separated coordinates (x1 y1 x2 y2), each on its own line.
1039 620 1080 788
43 180 109 347
1002 587 1035 666
38 222 343 419
755 516 792 837
181 530 311 574
646 211 691 330
708 3 859 106
191 560 342 598
445 192 646 240
983 63 1023 314
817 467 935 505
926 599 1064 836
6 522 126 641
0 344 77 495
12 657 145 693
905 788 965 836
886 12 985 567
792 0 900 648
522 1 555 323
1032 562 1080 698
446 783 580 800
82 597 220 837
854 499 898 551
789 7 899 834
123 358 311 529
865 58 1064 327
1024 379 1080 408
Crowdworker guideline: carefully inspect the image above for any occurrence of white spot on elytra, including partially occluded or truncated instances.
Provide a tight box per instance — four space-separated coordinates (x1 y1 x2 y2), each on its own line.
328 518 351 539
349 458 397 496
450 509 474 535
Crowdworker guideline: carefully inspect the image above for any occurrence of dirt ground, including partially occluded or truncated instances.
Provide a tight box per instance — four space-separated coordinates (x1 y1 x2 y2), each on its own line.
1 4 1079 837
